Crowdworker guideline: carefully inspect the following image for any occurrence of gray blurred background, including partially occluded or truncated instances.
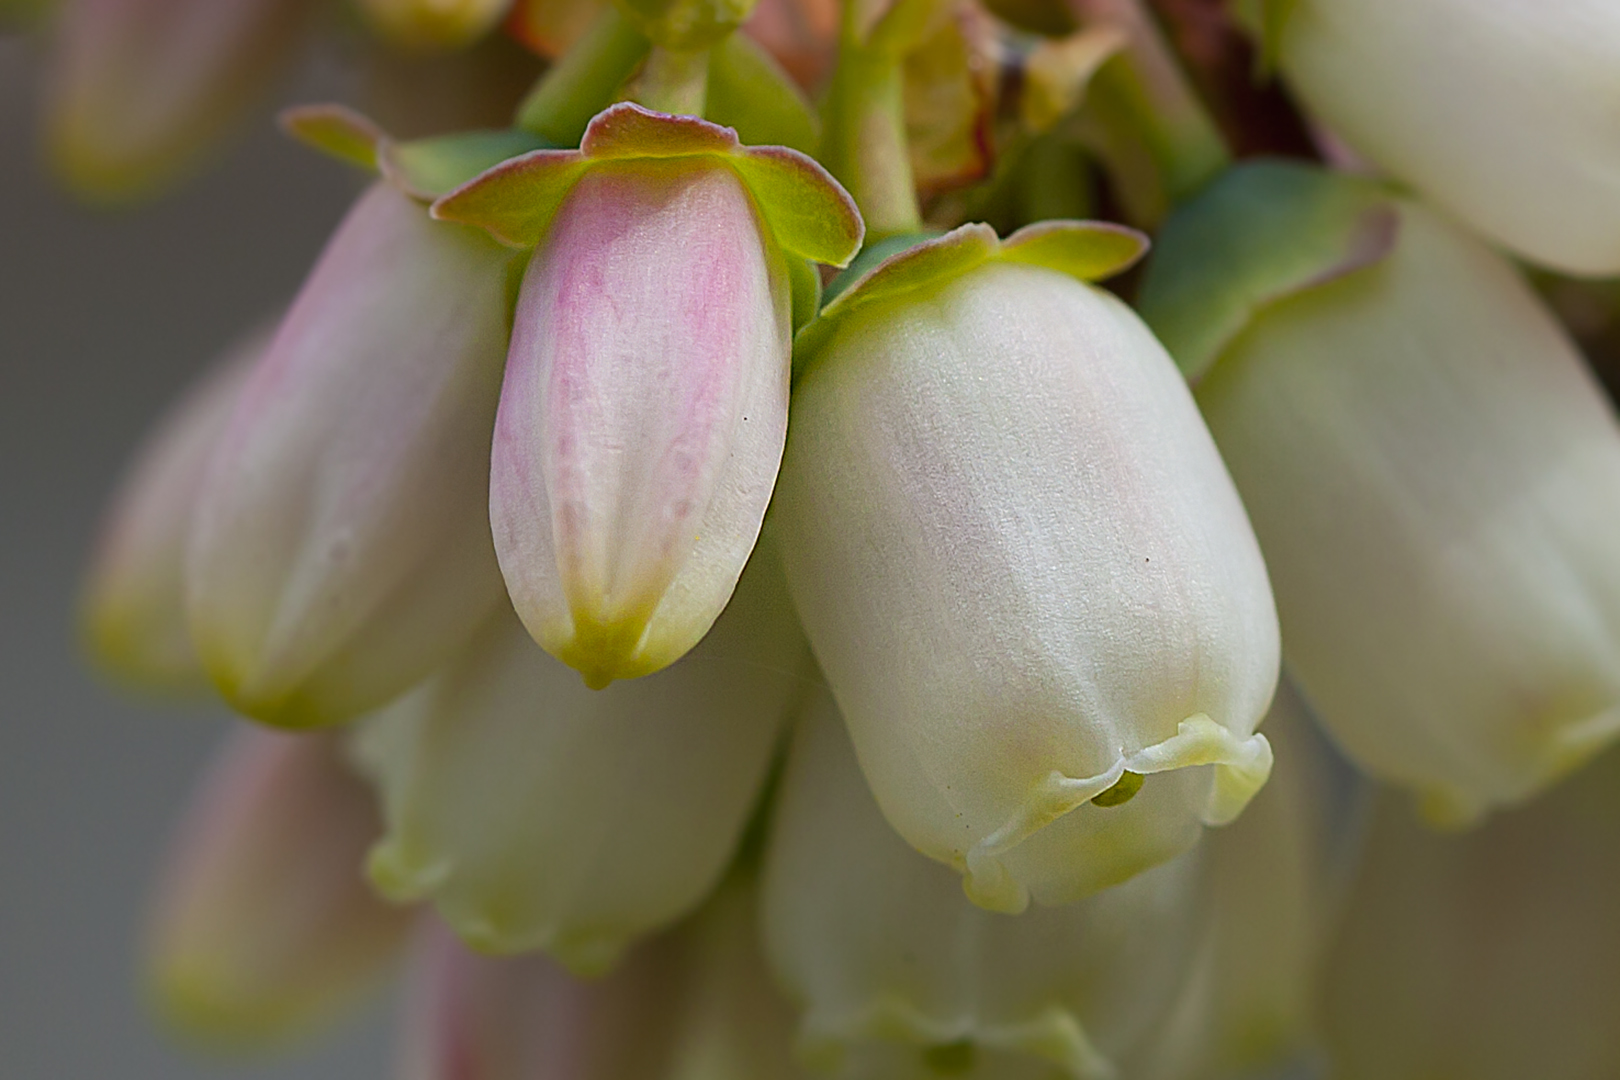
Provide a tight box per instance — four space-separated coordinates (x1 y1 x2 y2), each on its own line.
0 35 396 1079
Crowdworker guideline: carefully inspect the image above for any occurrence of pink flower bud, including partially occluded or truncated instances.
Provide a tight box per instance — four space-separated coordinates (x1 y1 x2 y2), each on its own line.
187 182 516 727
491 158 792 688
145 727 411 1047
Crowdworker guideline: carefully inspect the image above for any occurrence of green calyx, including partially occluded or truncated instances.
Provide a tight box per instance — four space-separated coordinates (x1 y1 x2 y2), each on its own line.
1136 159 1401 384
793 218 1149 376
430 102 865 269
280 104 553 202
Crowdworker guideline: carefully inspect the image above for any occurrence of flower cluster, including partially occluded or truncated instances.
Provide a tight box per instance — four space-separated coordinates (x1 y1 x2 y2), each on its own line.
35 0 1620 1075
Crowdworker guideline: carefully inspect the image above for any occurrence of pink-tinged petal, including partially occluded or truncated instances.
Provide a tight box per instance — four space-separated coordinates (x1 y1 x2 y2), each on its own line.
187 182 515 728
398 920 681 1080
357 0 514 49
44 0 315 201
493 160 790 686
579 100 742 158
81 326 264 695
145 726 412 1048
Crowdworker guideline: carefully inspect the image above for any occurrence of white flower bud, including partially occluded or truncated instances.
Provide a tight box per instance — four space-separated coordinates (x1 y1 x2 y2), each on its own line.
354 549 809 975
762 686 1208 1080
187 183 514 728
1193 196 1620 824
775 225 1279 912
1276 0 1620 275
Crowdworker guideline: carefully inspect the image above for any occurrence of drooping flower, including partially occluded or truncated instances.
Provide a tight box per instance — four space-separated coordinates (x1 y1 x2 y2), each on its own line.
775 222 1279 913
352 544 810 975
1319 744 1620 1080
44 0 315 200
144 726 412 1047
762 685 1209 1079
1142 162 1620 824
1271 0 1620 276
186 180 518 729
81 325 265 695
434 102 862 688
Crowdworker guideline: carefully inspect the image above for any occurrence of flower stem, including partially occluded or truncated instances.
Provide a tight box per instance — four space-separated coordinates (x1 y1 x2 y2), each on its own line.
821 38 922 239
629 44 713 116
1074 0 1230 221
514 7 651 145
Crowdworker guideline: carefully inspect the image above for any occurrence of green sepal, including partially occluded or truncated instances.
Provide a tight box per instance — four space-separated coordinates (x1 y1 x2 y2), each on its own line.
821 230 944 307
280 104 556 205
705 33 819 156
280 104 386 172
1136 160 1400 383
433 102 865 268
794 219 1147 377
382 129 555 200
514 7 652 147
789 257 822 334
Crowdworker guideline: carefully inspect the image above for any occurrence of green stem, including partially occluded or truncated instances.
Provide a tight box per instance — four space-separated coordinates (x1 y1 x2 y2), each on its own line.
1075 0 1230 215
821 47 921 240
515 7 652 145
629 44 712 115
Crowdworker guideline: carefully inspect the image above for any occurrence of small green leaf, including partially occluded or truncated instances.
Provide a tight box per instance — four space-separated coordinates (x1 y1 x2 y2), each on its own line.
431 151 593 247
279 104 386 173
999 219 1148 284
1137 160 1400 383
382 129 555 200
705 33 819 155
729 147 865 267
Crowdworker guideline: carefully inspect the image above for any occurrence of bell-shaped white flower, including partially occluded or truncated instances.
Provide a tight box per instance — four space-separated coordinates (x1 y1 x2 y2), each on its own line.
762 686 1208 1080
1273 0 1620 275
145 726 411 1047
775 223 1279 913
353 547 810 975
187 182 515 728
1319 745 1620 1080
433 103 862 688
81 327 263 694
1156 167 1620 824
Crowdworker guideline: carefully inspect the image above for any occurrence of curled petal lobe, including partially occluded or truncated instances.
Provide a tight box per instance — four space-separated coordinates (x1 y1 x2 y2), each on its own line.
145 726 410 1047
491 159 792 686
82 327 263 694
187 182 515 728
353 549 810 974
776 241 1278 910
